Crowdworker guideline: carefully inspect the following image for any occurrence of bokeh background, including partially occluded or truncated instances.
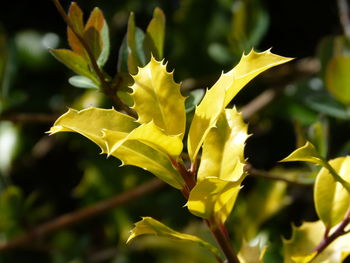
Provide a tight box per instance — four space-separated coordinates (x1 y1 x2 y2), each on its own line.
1 0 350 262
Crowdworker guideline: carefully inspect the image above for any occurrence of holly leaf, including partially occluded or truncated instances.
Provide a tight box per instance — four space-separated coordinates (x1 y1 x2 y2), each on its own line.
197 108 248 182
283 220 350 263
127 217 222 259
187 177 242 223
68 75 100 89
48 107 138 153
280 141 323 166
131 57 186 138
238 239 267 263
49 49 99 84
314 156 350 228
188 49 293 161
67 2 86 57
144 7 166 60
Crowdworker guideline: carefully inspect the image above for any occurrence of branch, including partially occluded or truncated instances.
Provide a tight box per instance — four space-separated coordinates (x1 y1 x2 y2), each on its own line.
337 0 350 39
51 0 136 118
0 178 164 251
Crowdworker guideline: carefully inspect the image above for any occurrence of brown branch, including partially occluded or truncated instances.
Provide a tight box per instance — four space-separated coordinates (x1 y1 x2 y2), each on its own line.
0 178 165 251
0 113 59 123
51 0 136 118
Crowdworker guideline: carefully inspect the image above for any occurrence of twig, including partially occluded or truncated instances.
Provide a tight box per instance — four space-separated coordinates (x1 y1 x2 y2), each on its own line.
337 0 350 39
0 178 164 251
0 113 59 123
51 0 136 118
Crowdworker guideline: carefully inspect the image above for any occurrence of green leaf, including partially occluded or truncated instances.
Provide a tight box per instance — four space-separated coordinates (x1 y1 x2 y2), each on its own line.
49 49 99 83
187 177 241 223
144 7 166 60
280 141 323 166
68 75 100 89
185 89 205 113
104 121 183 157
314 156 350 228
188 49 293 161
283 220 350 263
127 217 222 259
67 2 86 57
325 56 350 105
84 7 110 67
48 107 138 153
131 57 186 137
127 13 146 74
238 239 266 263
103 130 184 189
197 108 248 182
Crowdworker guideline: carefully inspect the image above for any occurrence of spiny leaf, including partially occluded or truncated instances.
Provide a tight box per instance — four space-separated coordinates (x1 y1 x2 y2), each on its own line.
144 7 166 60
187 177 242 223
67 2 86 57
127 217 222 259
188 49 293 161
131 57 186 137
197 108 248 182
48 107 138 153
280 141 324 165
49 49 99 83
103 130 184 189
283 220 350 263
84 7 110 67
314 156 350 228
104 121 183 157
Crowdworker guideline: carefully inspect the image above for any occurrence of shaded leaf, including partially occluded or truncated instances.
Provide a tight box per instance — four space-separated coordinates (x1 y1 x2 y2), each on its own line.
188 49 293 161
49 49 99 83
144 7 166 60
127 217 221 259
68 75 99 89
67 2 86 57
48 107 138 153
197 108 248 182
187 177 241 223
283 220 350 263
185 89 205 113
314 156 350 228
103 130 184 189
238 239 267 263
131 57 186 137
280 141 323 166
325 56 350 105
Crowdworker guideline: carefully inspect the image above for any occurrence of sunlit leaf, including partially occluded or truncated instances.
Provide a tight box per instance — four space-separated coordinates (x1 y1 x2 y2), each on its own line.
127 217 221 259
67 2 85 57
238 239 266 263
144 7 166 60
188 49 293 161
131 57 186 137
187 177 241 223
68 75 100 89
103 130 184 189
127 13 146 74
104 121 183 157
325 56 350 105
197 108 248 182
48 107 138 153
280 141 323 166
283 220 350 263
50 49 99 83
314 156 350 228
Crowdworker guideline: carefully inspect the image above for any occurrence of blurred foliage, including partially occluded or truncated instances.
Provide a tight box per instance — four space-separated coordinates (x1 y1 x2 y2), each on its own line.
1 0 350 262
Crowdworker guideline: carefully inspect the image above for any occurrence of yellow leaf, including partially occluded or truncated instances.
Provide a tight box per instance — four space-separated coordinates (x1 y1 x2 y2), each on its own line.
283 220 350 263
127 217 222 259
48 107 138 153
187 177 242 223
103 121 183 157
197 108 248 182
188 49 293 161
314 156 350 228
103 130 184 189
131 57 186 137
238 239 267 263
280 141 324 165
